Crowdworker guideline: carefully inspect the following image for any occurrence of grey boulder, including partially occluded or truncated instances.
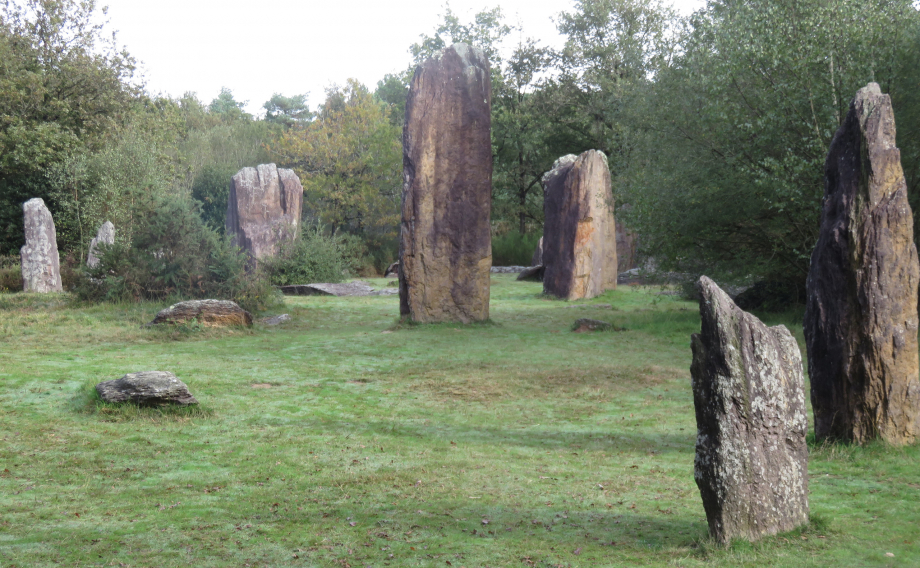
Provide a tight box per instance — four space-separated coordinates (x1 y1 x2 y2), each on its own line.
96 371 198 406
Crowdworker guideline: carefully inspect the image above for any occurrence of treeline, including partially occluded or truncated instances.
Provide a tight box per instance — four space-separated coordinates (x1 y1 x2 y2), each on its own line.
2 0 920 297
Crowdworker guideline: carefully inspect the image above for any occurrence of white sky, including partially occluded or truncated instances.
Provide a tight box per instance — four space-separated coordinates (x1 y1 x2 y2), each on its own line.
101 0 705 116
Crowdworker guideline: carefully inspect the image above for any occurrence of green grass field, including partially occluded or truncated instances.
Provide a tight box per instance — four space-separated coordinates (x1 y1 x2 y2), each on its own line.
0 275 917 567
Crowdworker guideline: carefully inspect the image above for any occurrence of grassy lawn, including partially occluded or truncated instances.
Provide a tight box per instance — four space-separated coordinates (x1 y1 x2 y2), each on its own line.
0 275 917 567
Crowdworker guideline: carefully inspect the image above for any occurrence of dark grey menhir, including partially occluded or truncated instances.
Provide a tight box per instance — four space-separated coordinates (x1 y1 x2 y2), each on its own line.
690 276 808 543
96 371 198 406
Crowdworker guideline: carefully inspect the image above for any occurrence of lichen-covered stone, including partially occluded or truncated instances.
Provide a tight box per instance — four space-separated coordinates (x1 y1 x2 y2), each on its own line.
20 198 62 293
86 221 115 268
691 276 809 544
399 43 492 323
542 151 617 300
226 163 303 268
96 371 197 406
150 300 252 327
804 83 920 445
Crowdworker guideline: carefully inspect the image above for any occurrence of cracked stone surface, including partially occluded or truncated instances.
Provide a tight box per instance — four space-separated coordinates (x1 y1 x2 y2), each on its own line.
804 83 920 445
691 276 808 544
542 150 617 300
87 221 115 268
150 300 252 327
96 371 198 406
20 198 62 293
226 163 303 268
399 43 492 323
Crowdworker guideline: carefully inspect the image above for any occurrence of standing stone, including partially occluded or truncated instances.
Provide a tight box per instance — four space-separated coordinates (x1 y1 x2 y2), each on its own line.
531 236 543 266
225 163 303 268
542 151 617 300
86 221 115 268
20 198 62 293
804 83 920 445
691 276 809 544
399 43 492 323
616 218 638 273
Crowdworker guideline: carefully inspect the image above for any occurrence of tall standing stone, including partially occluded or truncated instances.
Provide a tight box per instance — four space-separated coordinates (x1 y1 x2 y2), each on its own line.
691 276 809 544
804 83 920 446
20 198 62 293
399 43 492 323
87 221 115 268
225 163 303 268
542 151 617 300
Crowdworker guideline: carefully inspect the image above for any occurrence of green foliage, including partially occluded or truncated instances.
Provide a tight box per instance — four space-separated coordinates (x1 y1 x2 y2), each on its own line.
75 194 276 312
0 0 139 254
208 87 249 119
491 231 541 266
374 73 410 126
262 93 311 127
622 0 920 286
260 227 356 286
268 79 402 238
190 164 236 232
0 255 21 291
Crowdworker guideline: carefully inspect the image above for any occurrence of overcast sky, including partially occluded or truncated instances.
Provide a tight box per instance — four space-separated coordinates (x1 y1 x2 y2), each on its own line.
101 0 705 115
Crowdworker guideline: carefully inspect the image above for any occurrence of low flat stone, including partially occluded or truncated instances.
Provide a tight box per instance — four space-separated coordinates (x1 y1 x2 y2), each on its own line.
384 262 399 278
279 282 376 296
517 265 544 281
150 299 252 327
262 314 291 325
96 371 198 406
491 266 528 274
572 318 621 332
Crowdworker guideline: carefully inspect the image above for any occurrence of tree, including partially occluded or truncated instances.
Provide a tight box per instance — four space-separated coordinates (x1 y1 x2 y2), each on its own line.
263 93 311 128
0 0 139 253
208 87 249 119
267 79 402 238
621 0 920 288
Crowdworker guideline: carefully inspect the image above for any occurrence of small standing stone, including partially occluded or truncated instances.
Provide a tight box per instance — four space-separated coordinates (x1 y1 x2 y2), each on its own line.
20 198 62 293
804 83 920 445
96 371 198 406
87 221 115 268
690 276 808 544
399 43 492 323
531 236 543 266
542 151 617 301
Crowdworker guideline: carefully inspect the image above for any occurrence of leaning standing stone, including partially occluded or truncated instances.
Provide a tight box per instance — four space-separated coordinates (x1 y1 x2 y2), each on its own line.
86 221 115 268
691 276 808 544
226 163 304 268
96 371 198 406
20 198 62 293
542 151 617 300
804 83 920 445
399 43 492 323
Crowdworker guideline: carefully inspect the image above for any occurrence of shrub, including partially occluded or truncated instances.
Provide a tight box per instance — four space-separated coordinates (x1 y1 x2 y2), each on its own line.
492 232 541 266
0 256 21 292
261 228 356 286
75 195 278 312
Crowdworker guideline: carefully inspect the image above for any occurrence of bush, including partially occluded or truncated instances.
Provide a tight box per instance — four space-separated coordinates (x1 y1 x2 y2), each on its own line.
75 195 278 312
0 255 21 292
261 228 356 286
492 232 541 266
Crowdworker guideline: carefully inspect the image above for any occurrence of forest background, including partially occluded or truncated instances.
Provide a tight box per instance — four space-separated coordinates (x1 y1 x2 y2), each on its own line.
2 0 920 304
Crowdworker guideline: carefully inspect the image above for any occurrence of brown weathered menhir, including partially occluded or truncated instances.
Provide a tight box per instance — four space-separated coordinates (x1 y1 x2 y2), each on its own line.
804 83 920 445
542 151 617 300
691 276 809 544
399 43 492 323
20 198 62 293
225 163 303 268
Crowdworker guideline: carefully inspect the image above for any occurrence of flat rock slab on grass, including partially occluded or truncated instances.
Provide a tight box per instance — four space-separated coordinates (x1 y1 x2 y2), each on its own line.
279 282 395 297
150 300 252 327
491 266 528 274
517 265 544 281
572 318 621 332
96 371 198 406
691 276 808 543
261 314 291 325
